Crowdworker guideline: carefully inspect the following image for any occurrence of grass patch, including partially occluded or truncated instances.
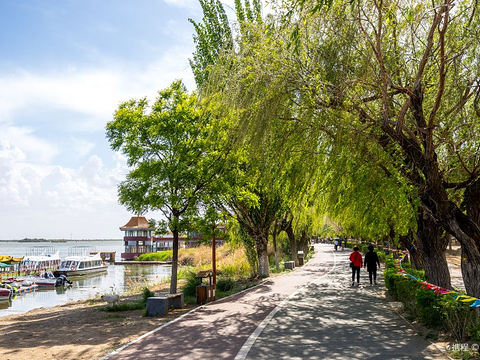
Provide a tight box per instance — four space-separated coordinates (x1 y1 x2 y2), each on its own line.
100 301 144 312
102 313 126 319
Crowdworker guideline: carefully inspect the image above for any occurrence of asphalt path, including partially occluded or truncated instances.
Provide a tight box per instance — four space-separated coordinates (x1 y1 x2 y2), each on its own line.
245 246 447 360
104 244 448 360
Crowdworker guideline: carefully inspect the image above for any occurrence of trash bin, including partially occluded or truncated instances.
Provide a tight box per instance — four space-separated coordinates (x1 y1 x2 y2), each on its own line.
196 284 208 304
297 250 304 266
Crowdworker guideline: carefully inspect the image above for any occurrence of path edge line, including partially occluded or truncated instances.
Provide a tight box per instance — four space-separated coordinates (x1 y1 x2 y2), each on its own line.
234 248 338 360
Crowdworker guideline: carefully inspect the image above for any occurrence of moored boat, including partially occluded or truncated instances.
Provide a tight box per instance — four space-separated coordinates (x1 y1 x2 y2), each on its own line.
19 248 61 276
53 252 107 277
0 287 12 301
0 256 23 280
34 272 57 287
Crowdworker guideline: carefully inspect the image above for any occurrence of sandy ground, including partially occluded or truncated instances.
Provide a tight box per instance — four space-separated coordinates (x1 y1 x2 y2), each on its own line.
0 284 197 360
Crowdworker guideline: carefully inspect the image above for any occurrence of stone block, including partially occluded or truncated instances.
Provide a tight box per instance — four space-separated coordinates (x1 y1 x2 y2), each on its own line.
146 297 169 317
168 293 184 309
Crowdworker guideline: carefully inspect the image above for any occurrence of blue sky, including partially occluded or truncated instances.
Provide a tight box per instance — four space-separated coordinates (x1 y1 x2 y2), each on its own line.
0 0 229 239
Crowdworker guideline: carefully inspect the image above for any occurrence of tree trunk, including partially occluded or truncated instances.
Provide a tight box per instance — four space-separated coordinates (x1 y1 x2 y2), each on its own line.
170 226 179 294
413 209 452 289
285 222 297 266
399 234 424 270
460 178 480 293
300 230 309 257
381 120 480 297
272 222 279 271
255 232 270 278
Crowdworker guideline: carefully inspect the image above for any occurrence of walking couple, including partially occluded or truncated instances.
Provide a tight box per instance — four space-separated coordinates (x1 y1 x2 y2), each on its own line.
349 245 380 287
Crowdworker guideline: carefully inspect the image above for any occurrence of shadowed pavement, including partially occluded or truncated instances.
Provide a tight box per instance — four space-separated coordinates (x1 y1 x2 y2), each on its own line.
104 245 448 360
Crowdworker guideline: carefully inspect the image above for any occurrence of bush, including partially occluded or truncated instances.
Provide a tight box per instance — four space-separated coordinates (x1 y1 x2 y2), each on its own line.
217 277 235 292
182 270 201 297
100 301 144 312
136 251 173 261
415 288 445 329
142 287 155 306
443 298 478 341
383 256 480 341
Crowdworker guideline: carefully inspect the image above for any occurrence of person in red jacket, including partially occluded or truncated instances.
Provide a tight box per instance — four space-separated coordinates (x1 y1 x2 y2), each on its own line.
349 246 363 286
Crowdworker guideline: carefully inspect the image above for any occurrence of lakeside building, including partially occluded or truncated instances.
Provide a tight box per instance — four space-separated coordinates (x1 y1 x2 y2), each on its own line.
120 216 223 260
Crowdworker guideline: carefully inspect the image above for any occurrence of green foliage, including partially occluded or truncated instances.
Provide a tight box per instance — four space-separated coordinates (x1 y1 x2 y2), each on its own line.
106 80 232 293
182 270 202 297
100 301 144 312
415 289 445 329
443 298 479 341
384 264 479 340
142 287 155 305
189 0 233 88
201 0 480 299
237 225 258 277
468 324 480 345
136 251 173 262
216 277 235 292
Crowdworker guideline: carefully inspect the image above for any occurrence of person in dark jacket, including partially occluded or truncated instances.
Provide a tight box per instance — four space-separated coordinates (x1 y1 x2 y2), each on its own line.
364 245 381 285
349 246 363 286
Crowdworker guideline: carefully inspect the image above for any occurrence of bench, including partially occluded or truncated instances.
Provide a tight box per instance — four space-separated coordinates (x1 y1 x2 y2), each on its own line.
284 261 295 270
146 293 184 317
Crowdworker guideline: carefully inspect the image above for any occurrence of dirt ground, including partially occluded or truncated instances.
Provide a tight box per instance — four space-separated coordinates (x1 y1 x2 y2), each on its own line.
0 284 197 360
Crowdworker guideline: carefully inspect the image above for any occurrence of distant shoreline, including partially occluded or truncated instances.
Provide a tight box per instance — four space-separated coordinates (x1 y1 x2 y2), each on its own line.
0 239 122 243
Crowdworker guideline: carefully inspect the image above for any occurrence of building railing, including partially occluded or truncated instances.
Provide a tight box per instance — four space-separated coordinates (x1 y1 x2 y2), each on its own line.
123 245 155 254
123 236 150 242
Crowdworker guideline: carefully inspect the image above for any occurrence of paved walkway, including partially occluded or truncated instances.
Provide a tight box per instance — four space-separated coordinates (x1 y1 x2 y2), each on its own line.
104 245 448 360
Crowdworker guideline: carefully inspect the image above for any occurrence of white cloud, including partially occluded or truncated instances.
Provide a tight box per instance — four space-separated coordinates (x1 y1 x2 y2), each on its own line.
71 138 95 159
0 126 58 164
0 11 198 239
0 49 196 135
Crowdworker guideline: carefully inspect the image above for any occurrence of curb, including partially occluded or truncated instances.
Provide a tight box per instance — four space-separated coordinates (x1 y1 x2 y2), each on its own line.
389 302 454 360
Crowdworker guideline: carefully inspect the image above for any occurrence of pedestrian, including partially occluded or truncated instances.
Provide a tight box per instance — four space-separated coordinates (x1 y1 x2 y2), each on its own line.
349 246 363 286
364 244 381 285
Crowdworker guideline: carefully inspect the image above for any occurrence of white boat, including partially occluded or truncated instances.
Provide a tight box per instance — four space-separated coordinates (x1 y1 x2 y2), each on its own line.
19 250 61 275
53 252 107 277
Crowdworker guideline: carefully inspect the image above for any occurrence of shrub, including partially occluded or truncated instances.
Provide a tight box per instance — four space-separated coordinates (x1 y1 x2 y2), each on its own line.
100 301 144 312
468 324 480 344
443 298 478 341
182 270 202 297
142 287 155 306
383 258 480 341
415 288 445 329
217 277 235 292
136 251 173 261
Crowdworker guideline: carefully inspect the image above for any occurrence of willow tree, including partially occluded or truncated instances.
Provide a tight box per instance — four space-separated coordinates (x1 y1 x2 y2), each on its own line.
207 0 480 289
190 0 294 278
106 80 229 294
238 0 480 294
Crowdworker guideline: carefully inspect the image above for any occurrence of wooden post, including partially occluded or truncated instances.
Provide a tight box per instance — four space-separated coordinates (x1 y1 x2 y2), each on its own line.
212 225 216 286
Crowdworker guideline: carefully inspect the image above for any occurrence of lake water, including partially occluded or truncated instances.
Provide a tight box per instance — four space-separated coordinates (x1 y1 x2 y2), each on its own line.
0 240 171 318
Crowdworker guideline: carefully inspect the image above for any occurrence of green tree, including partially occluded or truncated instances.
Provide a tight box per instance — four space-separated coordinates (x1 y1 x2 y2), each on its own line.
106 80 228 294
189 0 233 88
223 0 480 293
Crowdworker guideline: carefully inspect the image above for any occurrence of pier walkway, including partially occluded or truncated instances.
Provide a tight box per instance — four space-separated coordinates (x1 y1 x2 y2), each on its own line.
104 244 448 360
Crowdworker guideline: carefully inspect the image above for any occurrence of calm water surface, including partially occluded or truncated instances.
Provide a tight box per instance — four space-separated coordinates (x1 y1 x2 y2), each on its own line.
0 240 171 318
